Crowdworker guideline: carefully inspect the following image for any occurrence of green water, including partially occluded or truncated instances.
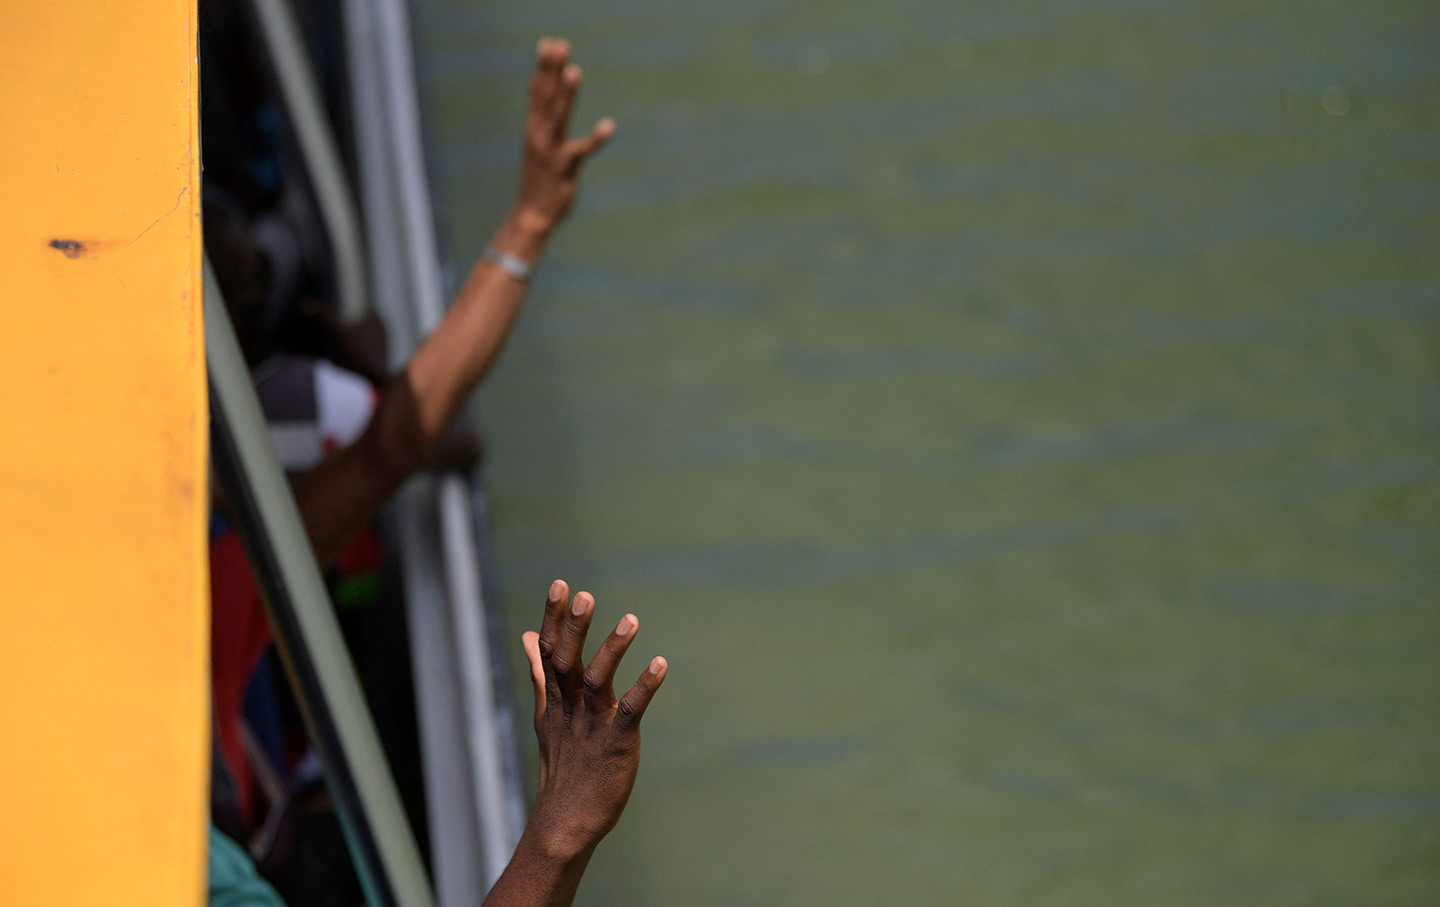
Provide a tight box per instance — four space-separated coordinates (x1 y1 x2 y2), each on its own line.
414 1 1439 902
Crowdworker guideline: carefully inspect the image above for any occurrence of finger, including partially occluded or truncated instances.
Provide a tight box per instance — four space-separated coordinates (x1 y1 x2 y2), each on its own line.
536 579 569 659
522 631 545 726
536 37 569 80
563 116 616 165
528 38 555 111
527 37 568 121
549 62 582 137
552 590 595 701
616 656 667 730
581 613 638 709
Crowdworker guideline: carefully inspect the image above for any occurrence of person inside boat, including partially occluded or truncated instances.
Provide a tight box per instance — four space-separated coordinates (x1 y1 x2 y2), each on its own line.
206 33 656 906
207 28 618 818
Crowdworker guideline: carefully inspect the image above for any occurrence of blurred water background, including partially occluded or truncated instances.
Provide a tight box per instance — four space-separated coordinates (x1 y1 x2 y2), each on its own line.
412 0 1439 903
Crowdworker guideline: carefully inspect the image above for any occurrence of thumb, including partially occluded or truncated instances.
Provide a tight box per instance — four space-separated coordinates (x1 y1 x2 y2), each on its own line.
522 631 546 724
565 116 616 162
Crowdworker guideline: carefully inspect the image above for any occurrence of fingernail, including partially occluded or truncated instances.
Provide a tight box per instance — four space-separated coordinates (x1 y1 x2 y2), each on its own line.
548 580 564 602
648 657 665 675
571 592 590 616
615 615 636 637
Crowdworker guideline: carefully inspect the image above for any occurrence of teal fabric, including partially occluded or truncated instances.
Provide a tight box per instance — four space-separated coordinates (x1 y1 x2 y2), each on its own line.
209 826 286 907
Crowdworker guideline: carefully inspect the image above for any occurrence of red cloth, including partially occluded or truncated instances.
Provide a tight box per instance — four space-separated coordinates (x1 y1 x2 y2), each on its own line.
210 526 383 824
334 525 385 576
210 532 272 822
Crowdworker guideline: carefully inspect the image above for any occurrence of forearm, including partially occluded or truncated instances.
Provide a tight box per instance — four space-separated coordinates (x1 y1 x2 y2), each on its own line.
288 210 550 565
404 210 550 444
289 422 407 566
481 826 593 907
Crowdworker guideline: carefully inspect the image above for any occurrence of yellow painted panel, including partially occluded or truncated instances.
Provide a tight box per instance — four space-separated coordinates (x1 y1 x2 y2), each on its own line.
0 1 207 904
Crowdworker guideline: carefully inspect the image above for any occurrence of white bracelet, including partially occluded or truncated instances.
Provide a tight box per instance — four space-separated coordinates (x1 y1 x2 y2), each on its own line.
483 245 534 281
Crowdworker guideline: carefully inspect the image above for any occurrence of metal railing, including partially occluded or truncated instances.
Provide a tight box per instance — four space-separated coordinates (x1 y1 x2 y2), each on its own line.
344 0 525 898
249 0 371 323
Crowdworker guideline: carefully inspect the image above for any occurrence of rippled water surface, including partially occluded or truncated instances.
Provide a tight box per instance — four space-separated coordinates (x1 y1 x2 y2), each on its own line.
414 1 1439 902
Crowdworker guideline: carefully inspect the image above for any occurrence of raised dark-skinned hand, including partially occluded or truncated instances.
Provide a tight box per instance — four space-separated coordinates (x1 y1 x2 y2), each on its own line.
511 38 616 237
482 581 667 907
524 579 666 855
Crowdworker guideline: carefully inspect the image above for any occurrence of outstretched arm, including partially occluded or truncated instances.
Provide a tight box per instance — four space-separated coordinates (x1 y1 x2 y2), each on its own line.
399 36 615 454
483 580 668 907
292 38 614 565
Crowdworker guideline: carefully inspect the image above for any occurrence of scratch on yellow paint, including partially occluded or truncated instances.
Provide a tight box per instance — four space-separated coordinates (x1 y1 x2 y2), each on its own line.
0 1 207 904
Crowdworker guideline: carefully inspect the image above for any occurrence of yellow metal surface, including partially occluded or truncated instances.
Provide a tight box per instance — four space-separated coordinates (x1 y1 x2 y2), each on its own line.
0 1 206 904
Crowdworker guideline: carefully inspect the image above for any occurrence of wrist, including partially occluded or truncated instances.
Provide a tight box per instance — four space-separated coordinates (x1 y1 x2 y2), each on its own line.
517 819 596 867
494 206 554 262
